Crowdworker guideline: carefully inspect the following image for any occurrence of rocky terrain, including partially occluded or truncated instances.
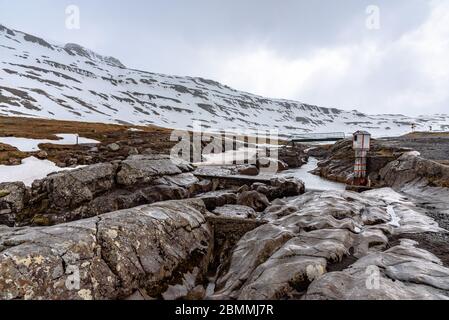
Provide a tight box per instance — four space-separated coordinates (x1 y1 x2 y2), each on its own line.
2 23 449 136
0 116 177 167
309 138 413 186
1 129 449 300
380 132 449 165
310 133 449 189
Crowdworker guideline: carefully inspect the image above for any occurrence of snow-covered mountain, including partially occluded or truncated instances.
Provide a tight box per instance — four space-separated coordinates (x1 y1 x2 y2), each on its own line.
1 23 449 137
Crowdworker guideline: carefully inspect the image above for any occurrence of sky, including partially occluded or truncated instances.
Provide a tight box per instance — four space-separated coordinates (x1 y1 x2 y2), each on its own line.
1 0 448 116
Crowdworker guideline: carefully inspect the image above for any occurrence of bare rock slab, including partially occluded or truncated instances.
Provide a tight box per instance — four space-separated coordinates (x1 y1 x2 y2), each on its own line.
0 199 212 300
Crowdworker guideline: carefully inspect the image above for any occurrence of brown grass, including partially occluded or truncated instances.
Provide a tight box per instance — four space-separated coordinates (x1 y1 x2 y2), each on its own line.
0 142 27 165
0 115 171 141
404 131 449 139
0 116 174 165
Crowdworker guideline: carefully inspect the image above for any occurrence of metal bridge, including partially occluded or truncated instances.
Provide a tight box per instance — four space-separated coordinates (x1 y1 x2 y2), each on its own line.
288 132 346 143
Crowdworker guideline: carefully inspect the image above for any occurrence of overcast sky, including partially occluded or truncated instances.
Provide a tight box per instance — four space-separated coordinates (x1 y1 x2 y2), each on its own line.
1 0 448 115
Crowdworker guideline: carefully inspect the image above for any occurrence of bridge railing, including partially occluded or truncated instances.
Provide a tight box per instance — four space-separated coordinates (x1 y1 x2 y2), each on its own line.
288 132 346 142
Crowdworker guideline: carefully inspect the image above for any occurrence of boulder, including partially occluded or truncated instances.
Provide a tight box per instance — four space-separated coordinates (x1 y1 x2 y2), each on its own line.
213 205 257 219
249 178 305 200
0 182 29 226
128 147 139 156
267 177 305 199
380 154 449 189
162 173 200 189
278 145 308 169
237 191 270 212
237 165 259 176
237 185 250 194
35 151 48 160
31 162 118 210
107 143 121 152
191 179 213 194
8 158 21 166
197 190 237 210
257 157 289 172
236 228 355 299
117 155 184 186
6 155 200 226
0 199 212 300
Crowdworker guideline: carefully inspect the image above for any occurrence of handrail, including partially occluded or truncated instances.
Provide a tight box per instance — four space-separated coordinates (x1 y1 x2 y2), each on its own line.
288 132 346 142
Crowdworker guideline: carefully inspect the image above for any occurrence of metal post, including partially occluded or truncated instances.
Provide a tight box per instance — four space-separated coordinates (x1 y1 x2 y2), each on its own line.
352 131 371 187
354 149 367 186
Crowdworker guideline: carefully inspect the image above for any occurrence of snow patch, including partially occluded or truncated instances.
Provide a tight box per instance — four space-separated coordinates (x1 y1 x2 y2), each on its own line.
0 134 99 152
404 150 421 157
387 205 401 228
0 157 84 186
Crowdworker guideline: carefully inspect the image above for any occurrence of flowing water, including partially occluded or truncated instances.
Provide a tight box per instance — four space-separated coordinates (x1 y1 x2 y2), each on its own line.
280 157 346 191
199 141 346 191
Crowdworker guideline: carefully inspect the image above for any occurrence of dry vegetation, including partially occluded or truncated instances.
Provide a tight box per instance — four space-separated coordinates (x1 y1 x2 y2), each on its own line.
0 116 286 167
404 131 449 139
0 116 174 166
0 142 27 165
0 115 171 141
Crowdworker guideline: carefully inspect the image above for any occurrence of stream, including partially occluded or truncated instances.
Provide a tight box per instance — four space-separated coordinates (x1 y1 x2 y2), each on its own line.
280 157 346 191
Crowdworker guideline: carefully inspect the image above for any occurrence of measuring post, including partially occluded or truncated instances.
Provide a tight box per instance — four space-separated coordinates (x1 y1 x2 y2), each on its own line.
352 131 371 186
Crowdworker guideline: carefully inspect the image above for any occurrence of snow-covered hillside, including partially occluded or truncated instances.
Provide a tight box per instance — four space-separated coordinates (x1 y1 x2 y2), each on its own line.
1 23 449 137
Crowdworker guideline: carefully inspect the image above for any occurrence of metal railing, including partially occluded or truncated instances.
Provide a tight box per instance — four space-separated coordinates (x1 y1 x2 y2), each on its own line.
288 132 346 142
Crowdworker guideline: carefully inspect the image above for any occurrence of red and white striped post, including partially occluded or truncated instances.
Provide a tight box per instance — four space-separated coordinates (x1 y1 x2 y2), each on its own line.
352 131 371 186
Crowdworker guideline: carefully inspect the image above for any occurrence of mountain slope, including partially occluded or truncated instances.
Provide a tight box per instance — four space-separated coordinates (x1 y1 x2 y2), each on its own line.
1 23 449 137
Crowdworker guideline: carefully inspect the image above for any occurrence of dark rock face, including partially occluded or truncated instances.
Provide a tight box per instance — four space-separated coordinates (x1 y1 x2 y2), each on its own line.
197 190 238 211
306 145 332 158
0 182 29 226
0 199 211 300
237 165 259 176
237 191 270 212
195 176 305 212
205 214 267 282
266 177 306 200
278 144 308 169
257 157 289 172
249 177 305 201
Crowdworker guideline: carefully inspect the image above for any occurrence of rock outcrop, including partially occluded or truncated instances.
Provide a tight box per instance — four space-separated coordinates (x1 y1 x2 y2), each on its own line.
380 153 449 189
13 155 200 226
1 186 448 300
311 139 411 185
303 239 449 300
211 188 448 300
0 182 29 226
1 151 305 228
278 144 309 169
0 199 212 300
